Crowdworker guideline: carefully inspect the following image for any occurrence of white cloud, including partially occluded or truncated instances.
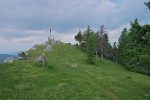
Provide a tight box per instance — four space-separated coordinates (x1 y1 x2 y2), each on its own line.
108 23 130 44
0 29 77 53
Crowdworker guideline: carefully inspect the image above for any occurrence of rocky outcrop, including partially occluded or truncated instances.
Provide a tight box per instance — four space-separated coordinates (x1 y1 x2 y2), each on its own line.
4 57 15 63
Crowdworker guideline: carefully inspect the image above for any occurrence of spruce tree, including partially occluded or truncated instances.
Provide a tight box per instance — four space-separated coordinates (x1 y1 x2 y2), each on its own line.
145 1 150 10
74 30 83 45
112 42 118 63
84 25 96 64
118 28 128 65
118 19 150 75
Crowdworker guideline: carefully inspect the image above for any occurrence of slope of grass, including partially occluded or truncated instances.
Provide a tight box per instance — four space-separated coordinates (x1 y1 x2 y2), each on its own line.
0 43 150 100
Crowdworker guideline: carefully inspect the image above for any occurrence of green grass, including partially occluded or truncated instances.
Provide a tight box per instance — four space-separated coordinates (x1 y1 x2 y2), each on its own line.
1 43 150 100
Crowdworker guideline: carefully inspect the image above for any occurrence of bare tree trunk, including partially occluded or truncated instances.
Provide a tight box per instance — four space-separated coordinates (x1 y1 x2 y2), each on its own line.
101 53 104 60
101 36 103 60
116 59 117 63
96 50 98 59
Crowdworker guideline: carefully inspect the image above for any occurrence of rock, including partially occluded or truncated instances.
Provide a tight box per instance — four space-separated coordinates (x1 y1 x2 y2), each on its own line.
43 45 51 52
57 83 67 88
37 53 46 67
70 63 78 68
4 57 15 63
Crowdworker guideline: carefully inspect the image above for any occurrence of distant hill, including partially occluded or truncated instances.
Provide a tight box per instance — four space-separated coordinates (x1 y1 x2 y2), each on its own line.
0 54 18 62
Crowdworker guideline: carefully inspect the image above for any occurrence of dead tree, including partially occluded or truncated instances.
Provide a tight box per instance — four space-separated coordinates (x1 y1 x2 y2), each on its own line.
96 25 106 60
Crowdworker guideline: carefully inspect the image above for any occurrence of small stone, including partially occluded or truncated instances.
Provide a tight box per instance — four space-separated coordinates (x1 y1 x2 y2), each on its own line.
70 63 78 68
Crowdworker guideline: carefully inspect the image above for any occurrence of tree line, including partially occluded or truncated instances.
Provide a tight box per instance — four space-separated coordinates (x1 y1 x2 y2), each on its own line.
74 25 112 64
74 1 150 75
118 19 150 75
74 19 150 75
74 25 115 63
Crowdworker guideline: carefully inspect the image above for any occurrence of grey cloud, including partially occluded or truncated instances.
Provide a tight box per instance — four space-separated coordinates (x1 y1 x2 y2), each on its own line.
0 0 149 32
0 0 149 53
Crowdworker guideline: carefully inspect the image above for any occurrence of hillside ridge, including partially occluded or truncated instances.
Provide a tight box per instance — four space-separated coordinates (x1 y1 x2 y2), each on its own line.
0 43 150 100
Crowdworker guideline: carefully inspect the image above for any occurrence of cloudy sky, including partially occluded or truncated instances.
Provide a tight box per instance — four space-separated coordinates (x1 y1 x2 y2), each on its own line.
0 0 149 54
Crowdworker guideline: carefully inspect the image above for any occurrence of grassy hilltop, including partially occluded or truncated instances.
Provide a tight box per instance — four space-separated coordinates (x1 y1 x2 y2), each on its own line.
0 43 150 100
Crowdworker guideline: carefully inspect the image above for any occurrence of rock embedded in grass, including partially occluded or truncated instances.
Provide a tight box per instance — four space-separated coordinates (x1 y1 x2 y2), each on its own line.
70 63 78 68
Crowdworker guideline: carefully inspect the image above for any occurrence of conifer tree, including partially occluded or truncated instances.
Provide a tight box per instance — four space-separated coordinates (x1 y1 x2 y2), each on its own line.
118 19 150 75
84 25 96 64
75 30 83 45
112 42 118 63
96 25 112 60
117 28 128 65
145 1 150 10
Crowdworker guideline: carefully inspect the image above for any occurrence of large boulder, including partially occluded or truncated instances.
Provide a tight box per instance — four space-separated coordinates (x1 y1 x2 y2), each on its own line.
37 53 46 67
